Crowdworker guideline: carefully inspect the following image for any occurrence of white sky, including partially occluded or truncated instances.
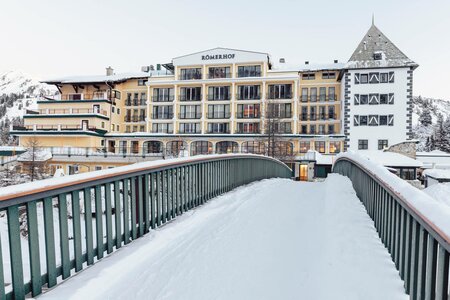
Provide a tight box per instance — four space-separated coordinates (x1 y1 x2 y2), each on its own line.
0 0 449 99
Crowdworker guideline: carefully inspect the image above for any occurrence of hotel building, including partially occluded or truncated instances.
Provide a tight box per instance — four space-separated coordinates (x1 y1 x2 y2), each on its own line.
12 21 416 175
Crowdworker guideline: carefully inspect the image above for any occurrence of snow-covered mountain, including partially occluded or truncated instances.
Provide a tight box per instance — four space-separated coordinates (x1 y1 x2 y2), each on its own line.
0 71 54 144
412 96 450 151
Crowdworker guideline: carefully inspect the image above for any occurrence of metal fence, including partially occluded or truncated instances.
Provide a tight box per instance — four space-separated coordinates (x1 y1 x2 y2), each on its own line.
333 157 450 300
0 154 291 299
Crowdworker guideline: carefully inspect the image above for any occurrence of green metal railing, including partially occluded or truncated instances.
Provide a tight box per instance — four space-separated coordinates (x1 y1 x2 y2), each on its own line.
334 157 450 300
0 154 291 299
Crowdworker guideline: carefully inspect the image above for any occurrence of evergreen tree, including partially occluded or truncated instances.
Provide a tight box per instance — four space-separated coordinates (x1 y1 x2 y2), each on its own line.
425 136 432 152
419 107 433 127
441 116 450 153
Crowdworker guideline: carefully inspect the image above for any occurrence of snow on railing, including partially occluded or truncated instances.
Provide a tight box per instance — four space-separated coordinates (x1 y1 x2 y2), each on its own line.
333 151 450 299
0 154 291 300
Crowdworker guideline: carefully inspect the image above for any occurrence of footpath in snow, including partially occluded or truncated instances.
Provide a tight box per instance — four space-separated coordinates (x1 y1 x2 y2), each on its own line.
40 174 407 300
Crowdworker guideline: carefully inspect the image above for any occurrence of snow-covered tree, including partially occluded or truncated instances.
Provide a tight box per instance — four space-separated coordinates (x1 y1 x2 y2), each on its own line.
419 107 433 127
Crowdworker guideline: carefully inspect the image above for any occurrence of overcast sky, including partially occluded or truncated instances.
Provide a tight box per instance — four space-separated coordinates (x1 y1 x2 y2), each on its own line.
1 0 448 99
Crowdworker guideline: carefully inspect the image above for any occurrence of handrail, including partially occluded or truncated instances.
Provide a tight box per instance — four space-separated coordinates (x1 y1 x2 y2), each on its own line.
333 155 450 299
0 154 291 299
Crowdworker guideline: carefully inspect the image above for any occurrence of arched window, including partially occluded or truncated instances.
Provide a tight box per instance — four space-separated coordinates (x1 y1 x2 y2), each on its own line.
166 141 187 157
242 141 265 154
143 141 163 154
191 141 213 156
215 141 239 154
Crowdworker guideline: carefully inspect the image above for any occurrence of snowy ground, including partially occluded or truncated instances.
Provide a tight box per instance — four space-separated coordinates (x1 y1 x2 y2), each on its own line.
39 175 406 300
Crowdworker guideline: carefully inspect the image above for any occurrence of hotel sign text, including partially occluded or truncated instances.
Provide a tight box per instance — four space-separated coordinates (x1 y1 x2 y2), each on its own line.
201 54 235 60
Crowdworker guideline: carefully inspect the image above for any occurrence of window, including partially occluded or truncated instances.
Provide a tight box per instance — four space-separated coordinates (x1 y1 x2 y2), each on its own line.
299 141 310 153
153 88 174 102
319 87 326 101
379 115 388 126
322 72 336 79
152 123 173 133
328 124 335 134
190 141 212 156
328 106 335 119
379 94 388 104
180 105 201 119
237 104 260 118
152 105 173 119
138 79 148 86
117 108 120 114
267 103 291 118
369 72 379 84
358 139 368 150
179 68 202 80
301 107 308 121
373 52 382 60
360 95 368 105
301 88 308 102
315 141 326 153
237 122 260 134
328 87 336 101
207 123 230 133
179 123 201 134
302 73 315 80
378 139 389 150
268 84 292 99
208 104 230 119
310 88 317 102
237 85 260 100
180 87 201 101
360 74 368 84
360 115 368 126
400 168 416 180
208 67 231 79
208 86 230 100
95 166 102 171
112 106 115 113
380 73 389 83
242 141 265 154
318 124 326 134
237 65 261 77
101 122 105 128
301 125 307 134
309 124 316 134
329 141 341 153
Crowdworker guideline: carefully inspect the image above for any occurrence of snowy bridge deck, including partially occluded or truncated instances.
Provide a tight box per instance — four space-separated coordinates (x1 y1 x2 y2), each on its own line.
40 176 406 300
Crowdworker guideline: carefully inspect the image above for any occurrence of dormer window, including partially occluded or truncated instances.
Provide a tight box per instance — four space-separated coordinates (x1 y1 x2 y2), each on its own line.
373 52 383 60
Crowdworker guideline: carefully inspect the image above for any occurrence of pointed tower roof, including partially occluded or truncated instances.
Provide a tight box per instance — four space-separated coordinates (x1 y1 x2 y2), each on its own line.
347 22 418 69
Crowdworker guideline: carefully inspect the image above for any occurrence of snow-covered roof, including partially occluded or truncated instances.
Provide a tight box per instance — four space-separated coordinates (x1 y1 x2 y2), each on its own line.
356 151 423 168
423 183 450 207
423 169 450 179
417 150 450 157
270 62 345 72
18 149 52 162
347 23 418 69
43 70 170 84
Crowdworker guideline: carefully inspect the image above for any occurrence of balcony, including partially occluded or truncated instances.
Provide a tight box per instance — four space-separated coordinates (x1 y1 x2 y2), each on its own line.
208 94 231 101
207 129 230 134
125 99 146 106
207 73 232 79
267 94 292 100
150 129 174 134
179 95 202 102
266 111 292 119
178 113 202 120
299 114 338 121
236 94 261 101
236 129 261 134
301 95 337 102
152 95 174 102
178 129 201 134
152 113 174 120
207 112 231 119
236 71 261 78
236 113 260 119
124 115 146 122
12 124 107 134
178 73 202 80
26 108 108 117
41 92 112 101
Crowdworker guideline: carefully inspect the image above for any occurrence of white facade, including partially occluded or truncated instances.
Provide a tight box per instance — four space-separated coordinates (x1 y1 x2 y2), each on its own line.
345 67 411 151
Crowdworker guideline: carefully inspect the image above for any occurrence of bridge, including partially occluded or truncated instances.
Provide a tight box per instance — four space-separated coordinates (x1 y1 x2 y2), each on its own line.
0 154 448 299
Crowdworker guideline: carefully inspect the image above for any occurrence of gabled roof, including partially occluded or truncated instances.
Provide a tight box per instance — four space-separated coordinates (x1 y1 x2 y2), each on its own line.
347 23 418 69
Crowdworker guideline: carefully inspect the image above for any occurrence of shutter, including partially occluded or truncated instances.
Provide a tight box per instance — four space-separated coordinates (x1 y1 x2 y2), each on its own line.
369 72 379 84
354 94 360 105
369 94 379 105
389 72 395 83
388 115 394 126
369 115 379 126
354 115 360 126
354 73 360 84
388 93 394 104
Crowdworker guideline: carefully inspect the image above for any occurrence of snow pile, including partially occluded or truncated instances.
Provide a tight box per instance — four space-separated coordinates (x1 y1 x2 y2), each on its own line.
40 176 407 300
423 183 450 207
423 168 450 179
336 151 450 239
357 151 422 168
17 149 52 162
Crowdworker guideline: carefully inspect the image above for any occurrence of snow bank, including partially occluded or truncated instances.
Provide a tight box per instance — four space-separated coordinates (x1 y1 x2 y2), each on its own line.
423 168 450 179
335 151 450 240
423 183 450 207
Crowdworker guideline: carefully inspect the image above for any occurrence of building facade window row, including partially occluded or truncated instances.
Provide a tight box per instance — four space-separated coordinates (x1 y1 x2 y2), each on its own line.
353 114 394 126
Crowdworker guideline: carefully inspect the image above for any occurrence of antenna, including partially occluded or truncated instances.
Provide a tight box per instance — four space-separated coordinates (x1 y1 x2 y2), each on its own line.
372 13 375 26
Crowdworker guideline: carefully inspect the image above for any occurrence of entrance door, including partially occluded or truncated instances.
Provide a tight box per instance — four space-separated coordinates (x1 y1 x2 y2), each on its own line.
299 164 308 181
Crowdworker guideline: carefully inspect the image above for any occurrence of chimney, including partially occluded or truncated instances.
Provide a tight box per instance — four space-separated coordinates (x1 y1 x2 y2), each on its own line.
106 66 114 76
279 58 285 64
149 65 155 71
156 64 161 71
141 66 150 72
334 60 338 63
305 61 309 65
